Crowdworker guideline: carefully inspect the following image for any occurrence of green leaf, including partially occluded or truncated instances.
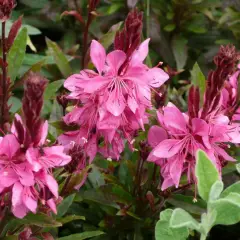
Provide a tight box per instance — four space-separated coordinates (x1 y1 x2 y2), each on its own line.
99 22 123 50
155 209 189 240
210 193 240 225
57 194 76 218
200 211 217 238
171 35 188 70
8 96 22 113
58 231 105 240
18 213 62 227
58 215 85 224
23 54 73 66
48 99 63 138
209 181 224 201
191 62 206 105
164 24 176 32
195 150 219 202
0 21 41 37
44 80 64 100
160 209 174 221
170 208 200 231
46 38 72 78
221 181 240 198
1 237 18 240
21 0 48 8
167 194 206 215
7 27 28 82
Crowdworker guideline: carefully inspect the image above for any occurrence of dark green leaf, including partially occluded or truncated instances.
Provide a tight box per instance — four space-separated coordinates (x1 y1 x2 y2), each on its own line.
172 35 188 70
57 194 76 218
58 231 105 240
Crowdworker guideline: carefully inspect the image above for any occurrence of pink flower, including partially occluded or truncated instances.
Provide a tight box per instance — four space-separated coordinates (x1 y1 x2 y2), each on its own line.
0 116 72 218
65 39 168 118
147 103 240 190
0 134 34 189
26 145 71 172
221 64 240 120
61 39 169 162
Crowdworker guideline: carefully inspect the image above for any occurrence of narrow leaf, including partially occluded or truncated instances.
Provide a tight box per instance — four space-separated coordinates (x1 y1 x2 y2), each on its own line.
171 35 188 70
7 27 28 82
57 194 76 218
44 80 64 100
7 16 22 50
191 62 206 105
46 38 72 78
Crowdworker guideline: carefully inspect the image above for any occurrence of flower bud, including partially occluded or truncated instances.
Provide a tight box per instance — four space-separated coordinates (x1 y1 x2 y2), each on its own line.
0 0 16 22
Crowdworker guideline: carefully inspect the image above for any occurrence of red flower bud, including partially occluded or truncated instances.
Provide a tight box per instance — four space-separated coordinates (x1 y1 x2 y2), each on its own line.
0 0 16 22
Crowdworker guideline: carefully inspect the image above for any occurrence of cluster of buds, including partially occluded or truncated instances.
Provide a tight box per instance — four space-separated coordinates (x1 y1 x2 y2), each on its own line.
0 0 15 22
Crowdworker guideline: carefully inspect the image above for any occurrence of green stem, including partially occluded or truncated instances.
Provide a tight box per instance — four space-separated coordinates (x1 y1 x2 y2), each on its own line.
146 0 150 38
200 234 207 240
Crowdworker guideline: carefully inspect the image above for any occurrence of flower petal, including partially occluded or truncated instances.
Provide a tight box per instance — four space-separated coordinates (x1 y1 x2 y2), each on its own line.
130 38 150 65
106 50 126 75
151 139 184 158
90 40 106 74
164 106 187 132
0 134 20 159
106 88 126 116
148 126 168 148
147 68 169 88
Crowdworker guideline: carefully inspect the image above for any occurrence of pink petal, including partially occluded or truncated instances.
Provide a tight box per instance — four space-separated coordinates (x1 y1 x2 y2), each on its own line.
26 148 42 172
151 139 184 158
192 118 209 136
17 163 35 186
215 145 236 162
148 126 168 148
127 94 138 113
90 40 106 74
148 68 169 88
86 135 97 163
0 168 18 187
106 50 126 75
12 182 23 207
43 146 72 167
164 106 187 132
106 88 126 116
97 114 120 130
0 134 20 159
83 76 109 93
130 38 150 65
12 203 28 219
22 188 37 213
38 121 48 145
47 199 57 214
45 174 58 198
161 177 174 191
170 157 183 187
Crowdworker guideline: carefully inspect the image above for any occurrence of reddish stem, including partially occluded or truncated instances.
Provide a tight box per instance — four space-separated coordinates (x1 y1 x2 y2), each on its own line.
1 22 7 130
82 13 91 69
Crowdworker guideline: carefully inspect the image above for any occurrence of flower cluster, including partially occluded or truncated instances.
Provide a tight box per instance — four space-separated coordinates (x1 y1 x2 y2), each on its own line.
148 46 240 190
0 73 71 218
59 11 169 163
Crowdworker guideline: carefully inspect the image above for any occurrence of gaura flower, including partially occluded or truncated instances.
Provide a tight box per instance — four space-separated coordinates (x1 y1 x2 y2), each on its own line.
147 103 240 190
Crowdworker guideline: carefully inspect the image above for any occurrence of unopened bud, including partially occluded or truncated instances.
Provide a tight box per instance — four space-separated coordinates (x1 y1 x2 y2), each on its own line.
0 0 16 22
